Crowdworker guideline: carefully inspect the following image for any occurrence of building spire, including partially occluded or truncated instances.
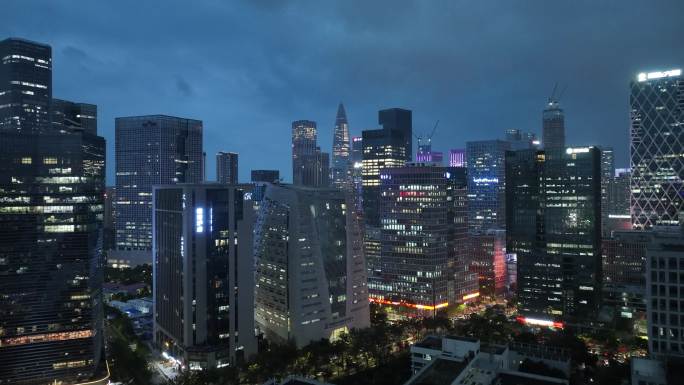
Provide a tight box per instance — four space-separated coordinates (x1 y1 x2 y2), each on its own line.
336 102 347 124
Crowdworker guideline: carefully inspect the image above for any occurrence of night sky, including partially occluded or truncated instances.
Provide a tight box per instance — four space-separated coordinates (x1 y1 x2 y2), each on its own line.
4 1 684 184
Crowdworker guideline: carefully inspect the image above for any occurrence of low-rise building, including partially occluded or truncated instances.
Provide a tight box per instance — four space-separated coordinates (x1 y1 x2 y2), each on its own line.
409 336 570 385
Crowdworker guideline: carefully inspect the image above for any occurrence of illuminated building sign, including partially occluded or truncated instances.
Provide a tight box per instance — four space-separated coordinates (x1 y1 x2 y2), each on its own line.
472 177 498 184
516 316 564 329
462 292 480 301
565 147 591 154
637 69 681 82
369 297 448 311
195 207 204 233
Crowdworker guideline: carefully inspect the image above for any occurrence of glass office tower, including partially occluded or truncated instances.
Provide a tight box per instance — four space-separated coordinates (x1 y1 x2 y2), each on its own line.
331 103 351 188
216 151 238 184
292 120 330 187
506 147 602 325
630 69 684 229
542 99 565 150
466 140 510 233
0 38 52 133
0 130 107 384
114 115 203 265
370 164 477 316
153 184 256 369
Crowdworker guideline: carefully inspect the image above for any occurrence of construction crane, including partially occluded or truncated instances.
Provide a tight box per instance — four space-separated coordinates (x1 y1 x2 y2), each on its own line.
415 120 440 151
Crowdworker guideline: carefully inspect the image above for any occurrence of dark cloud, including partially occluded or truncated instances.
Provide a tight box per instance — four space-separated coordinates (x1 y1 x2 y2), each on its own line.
2 0 683 183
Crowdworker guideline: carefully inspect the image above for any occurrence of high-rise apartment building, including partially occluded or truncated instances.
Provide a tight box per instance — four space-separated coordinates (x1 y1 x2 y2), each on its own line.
0 38 52 133
369 164 477 316
630 69 684 229
114 115 203 265
506 147 602 325
361 109 412 226
470 229 507 296
254 184 369 346
0 120 107 382
292 120 329 187
646 225 684 359
250 169 279 183
466 140 510 232
153 184 257 369
331 103 351 188
216 151 238 184
542 99 565 150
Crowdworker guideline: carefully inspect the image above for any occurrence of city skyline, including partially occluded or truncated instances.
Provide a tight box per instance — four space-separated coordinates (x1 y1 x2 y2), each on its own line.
3 1 684 184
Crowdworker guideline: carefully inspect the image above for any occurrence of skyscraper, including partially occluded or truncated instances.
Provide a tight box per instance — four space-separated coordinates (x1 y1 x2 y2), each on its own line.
506 147 602 325
251 169 280 183
542 99 565 150
599 147 615 236
51 98 97 135
331 103 351 188
0 115 107 382
292 120 330 187
645 225 684 359
602 231 649 319
630 68 684 229
466 140 510 232
114 115 203 265
216 151 238 184
448 148 465 167
254 184 369 347
350 136 363 211
379 108 413 161
470 229 507 296
0 38 52 133
361 108 412 226
153 184 257 369
369 164 477 316
505 128 539 150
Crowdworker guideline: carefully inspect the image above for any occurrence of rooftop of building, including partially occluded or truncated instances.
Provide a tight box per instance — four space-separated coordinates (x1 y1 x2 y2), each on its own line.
408 358 469 385
498 371 567 385
414 336 442 350
444 335 479 343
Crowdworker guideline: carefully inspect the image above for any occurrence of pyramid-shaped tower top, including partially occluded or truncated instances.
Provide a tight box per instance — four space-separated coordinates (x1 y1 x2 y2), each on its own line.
336 103 348 124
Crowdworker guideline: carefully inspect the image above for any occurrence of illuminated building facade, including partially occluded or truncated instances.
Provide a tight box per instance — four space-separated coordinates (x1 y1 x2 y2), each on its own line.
466 140 510 233
0 38 52 133
153 184 256 369
292 120 330 187
448 148 465 167
361 111 411 226
216 151 238 184
506 147 602 324
370 164 477 315
602 231 649 318
542 99 565 150
0 129 107 383
470 229 507 296
630 69 684 229
646 225 684 359
350 136 363 211
599 147 615 236
331 103 351 189
253 184 369 347
114 115 203 265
